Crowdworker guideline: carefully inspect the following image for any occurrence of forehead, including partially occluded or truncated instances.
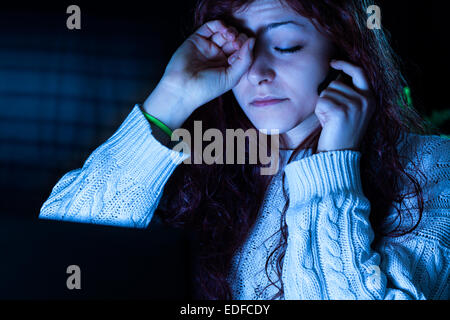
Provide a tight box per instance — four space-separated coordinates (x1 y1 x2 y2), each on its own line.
231 0 312 34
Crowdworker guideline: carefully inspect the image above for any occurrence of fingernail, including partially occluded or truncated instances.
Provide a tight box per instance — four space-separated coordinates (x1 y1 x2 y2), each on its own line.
229 55 237 64
249 38 255 50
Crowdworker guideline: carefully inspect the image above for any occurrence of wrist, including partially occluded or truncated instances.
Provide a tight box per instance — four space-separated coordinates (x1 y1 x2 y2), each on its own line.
143 80 191 131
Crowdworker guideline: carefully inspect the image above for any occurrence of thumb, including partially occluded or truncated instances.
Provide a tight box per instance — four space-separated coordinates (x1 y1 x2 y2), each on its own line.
225 37 255 83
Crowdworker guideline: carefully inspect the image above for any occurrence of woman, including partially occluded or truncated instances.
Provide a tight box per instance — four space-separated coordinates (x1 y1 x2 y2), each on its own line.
39 0 449 300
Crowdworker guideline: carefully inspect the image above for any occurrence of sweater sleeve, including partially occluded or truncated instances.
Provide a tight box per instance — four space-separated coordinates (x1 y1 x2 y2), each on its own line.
38 104 190 228
281 146 449 300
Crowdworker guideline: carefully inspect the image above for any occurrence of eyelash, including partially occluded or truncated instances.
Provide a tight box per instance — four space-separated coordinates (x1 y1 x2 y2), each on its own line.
275 46 303 53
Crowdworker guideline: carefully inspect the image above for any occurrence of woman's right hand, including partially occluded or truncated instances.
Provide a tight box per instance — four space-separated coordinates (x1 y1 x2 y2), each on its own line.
159 20 255 115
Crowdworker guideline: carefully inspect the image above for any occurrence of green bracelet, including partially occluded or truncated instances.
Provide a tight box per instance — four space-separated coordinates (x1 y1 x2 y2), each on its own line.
142 110 173 138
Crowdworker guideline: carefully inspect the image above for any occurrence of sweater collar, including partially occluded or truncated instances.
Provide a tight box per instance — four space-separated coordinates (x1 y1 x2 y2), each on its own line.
279 148 313 168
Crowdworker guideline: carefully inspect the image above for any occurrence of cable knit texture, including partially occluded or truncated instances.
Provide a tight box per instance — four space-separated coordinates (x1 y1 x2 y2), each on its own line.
39 104 449 300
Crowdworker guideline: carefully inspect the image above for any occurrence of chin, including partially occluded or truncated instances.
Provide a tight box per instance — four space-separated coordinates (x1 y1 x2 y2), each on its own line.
242 105 309 135
250 120 295 135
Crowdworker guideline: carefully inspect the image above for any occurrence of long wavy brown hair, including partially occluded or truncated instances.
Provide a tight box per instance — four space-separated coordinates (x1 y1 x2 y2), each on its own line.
157 0 440 300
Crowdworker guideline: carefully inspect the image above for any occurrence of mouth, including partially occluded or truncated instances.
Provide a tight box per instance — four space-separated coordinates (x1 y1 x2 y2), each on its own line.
250 97 288 107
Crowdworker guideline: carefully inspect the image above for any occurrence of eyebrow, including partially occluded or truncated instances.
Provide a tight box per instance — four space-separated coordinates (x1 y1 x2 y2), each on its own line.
232 20 307 36
263 20 306 33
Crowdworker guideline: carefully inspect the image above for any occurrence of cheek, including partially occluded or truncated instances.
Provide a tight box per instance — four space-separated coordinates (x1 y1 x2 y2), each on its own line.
232 86 247 108
281 66 321 103
280 55 325 87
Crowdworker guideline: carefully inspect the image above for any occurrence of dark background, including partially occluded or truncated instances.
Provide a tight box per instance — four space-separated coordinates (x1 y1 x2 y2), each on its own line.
0 0 448 299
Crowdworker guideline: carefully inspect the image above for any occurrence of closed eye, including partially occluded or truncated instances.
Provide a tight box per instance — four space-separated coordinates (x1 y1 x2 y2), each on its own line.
275 46 303 53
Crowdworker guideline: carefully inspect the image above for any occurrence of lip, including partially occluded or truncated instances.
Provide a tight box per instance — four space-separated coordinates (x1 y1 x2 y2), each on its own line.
250 97 288 107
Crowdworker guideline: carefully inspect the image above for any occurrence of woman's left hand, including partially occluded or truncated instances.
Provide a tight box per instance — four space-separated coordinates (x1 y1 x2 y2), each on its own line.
315 60 376 153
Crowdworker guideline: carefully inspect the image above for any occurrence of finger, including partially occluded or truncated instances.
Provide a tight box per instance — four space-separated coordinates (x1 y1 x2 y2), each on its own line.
320 88 359 110
330 60 371 92
222 40 239 55
327 79 359 99
195 20 229 39
195 20 239 51
227 36 252 65
315 95 347 121
225 37 255 83
188 34 226 60
235 33 249 47
211 32 241 56
223 33 250 59
225 26 240 40
211 32 229 47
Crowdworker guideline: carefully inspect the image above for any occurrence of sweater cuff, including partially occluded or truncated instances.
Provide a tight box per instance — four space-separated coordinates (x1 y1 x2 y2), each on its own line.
284 150 363 205
100 104 190 179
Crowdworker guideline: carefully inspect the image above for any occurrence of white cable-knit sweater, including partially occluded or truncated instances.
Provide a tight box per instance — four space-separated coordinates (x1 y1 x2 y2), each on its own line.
39 104 449 299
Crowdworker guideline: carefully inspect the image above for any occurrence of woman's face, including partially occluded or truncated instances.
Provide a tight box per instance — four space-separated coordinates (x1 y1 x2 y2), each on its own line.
231 0 335 139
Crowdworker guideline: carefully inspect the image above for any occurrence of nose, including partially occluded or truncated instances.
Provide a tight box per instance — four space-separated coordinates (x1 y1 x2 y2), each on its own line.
247 45 276 86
